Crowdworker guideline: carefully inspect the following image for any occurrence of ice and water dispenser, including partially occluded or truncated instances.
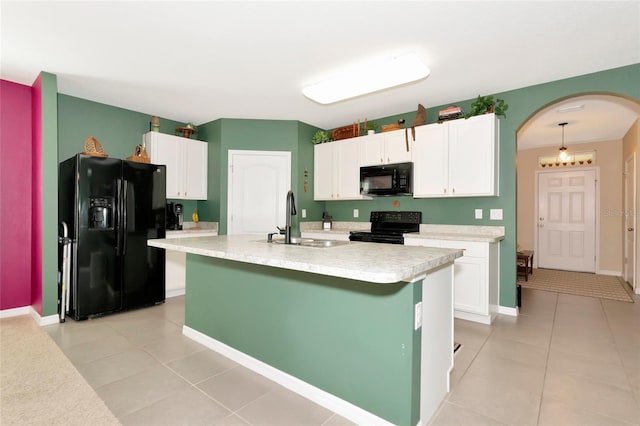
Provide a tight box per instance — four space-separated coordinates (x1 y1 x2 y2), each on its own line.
89 197 113 230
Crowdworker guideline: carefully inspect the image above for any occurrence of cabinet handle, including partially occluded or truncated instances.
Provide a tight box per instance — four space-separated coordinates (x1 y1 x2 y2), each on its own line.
380 158 383 163
387 157 390 163
452 188 455 194
444 188 447 194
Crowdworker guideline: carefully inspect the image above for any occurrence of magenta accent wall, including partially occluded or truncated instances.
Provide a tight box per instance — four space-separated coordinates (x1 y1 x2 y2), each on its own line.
0 80 33 310
31 76 43 315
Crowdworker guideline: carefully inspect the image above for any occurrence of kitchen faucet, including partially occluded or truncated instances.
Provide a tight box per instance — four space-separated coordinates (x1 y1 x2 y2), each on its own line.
285 190 297 244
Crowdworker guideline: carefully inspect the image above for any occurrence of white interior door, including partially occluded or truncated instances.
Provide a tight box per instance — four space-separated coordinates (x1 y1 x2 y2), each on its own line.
227 150 291 235
537 169 597 272
624 154 636 291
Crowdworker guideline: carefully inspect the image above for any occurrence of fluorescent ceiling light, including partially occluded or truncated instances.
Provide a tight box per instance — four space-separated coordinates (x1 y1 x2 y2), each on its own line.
302 53 430 104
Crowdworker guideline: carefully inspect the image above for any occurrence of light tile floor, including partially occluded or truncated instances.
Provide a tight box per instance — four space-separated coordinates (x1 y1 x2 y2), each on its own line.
43 288 640 426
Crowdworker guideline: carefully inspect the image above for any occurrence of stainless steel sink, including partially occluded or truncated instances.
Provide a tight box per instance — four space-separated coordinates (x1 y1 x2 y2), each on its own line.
269 237 349 248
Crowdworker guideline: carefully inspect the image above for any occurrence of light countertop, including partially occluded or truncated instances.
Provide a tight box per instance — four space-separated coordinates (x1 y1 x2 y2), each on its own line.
148 234 462 284
300 222 505 243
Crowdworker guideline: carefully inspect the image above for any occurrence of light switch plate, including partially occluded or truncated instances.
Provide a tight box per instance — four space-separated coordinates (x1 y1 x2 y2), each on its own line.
490 209 503 220
475 209 483 219
353 209 359 218
302 209 307 218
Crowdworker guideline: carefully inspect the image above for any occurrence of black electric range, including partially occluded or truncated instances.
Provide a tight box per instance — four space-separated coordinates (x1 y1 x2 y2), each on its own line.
349 211 422 244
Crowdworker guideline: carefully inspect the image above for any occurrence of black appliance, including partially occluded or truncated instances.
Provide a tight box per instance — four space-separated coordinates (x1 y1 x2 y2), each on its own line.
58 154 167 320
360 162 413 196
349 211 422 244
166 202 183 230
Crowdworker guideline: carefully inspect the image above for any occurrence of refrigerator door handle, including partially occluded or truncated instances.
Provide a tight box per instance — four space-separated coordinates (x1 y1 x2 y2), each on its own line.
116 179 122 256
122 179 128 255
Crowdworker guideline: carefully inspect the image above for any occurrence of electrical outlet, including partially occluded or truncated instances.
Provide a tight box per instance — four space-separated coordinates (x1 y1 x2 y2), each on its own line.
414 302 422 330
490 209 503 220
301 209 307 218
475 209 483 219
353 209 359 218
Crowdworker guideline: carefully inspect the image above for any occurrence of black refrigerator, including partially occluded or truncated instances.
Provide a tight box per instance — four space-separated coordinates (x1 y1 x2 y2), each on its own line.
59 154 166 320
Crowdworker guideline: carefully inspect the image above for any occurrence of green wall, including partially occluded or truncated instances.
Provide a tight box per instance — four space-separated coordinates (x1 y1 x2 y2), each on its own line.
196 118 324 234
324 63 640 309
40 72 59 316
56 95 198 217
186 254 421 426
47 64 640 316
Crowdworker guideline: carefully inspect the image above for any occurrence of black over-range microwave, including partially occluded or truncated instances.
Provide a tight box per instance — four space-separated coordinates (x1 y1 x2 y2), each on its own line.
360 162 413 196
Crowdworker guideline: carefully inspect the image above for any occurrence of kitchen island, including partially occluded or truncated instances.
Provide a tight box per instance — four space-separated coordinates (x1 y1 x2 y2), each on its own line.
148 235 462 425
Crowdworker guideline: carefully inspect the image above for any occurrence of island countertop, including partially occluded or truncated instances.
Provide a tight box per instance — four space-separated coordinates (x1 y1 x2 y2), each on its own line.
148 234 462 284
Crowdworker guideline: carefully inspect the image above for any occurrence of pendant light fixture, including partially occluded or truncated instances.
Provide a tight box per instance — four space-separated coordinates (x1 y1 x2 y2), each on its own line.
558 122 569 161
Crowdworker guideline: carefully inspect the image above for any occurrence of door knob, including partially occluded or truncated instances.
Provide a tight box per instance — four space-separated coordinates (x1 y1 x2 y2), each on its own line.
628 227 634 231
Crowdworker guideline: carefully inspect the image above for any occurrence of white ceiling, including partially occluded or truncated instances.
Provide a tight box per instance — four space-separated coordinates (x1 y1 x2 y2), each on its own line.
2 1 639 144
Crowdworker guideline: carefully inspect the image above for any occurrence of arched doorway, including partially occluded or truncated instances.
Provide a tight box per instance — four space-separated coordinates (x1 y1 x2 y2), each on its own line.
516 93 640 293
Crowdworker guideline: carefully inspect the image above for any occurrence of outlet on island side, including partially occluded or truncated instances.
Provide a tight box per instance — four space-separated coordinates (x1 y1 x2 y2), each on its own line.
302 209 307 218
353 209 359 218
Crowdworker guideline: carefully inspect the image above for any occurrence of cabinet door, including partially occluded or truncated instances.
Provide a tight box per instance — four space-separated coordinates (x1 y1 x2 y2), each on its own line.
384 129 412 164
336 138 362 199
451 257 486 315
314 143 335 200
360 133 386 166
448 114 497 196
146 133 183 198
184 139 208 199
413 124 449 197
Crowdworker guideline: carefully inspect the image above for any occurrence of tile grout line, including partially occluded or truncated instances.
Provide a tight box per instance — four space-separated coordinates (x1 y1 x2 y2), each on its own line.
534 291 558 426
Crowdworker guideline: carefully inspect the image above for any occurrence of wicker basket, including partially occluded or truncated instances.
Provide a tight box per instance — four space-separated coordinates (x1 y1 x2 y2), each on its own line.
126 145 150 163
331 124 360 141
82 136 108 157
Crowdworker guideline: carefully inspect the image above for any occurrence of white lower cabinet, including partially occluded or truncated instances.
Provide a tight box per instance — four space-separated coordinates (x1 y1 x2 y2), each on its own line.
164 231 217 297
405 237 500 324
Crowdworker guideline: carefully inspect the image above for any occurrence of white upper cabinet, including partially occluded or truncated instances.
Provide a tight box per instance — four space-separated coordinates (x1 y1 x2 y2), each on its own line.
314 138 367 201
144 132 208 200
361 129 412 166
413 113 499 198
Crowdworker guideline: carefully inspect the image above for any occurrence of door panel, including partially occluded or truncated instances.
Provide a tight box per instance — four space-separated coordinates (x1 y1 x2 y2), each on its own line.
228 150 291 235
75 155 123 317
122 162 166 308
538 170 596 272
624 154 636 290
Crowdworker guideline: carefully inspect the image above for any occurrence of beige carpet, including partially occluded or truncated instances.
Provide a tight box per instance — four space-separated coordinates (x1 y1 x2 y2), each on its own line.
0 315 120 425
519 268 634 303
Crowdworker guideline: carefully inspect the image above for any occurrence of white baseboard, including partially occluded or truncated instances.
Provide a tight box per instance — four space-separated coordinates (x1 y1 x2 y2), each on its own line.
498 305 518 317
454 310 492 325
30 307 60 326
0 306 30 319
0 305 59 325
182 325 394 426
597 269 621 277
166 288 186 298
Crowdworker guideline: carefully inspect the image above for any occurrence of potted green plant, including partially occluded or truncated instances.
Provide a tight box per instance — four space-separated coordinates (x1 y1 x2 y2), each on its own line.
464 95 509 118
312 130 331 144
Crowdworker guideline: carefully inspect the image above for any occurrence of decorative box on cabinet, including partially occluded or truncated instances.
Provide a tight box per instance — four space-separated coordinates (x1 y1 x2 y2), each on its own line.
360 129 412 166
413 114 499 198
313 139 369 201
144 132 208 200
404 237 500 324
